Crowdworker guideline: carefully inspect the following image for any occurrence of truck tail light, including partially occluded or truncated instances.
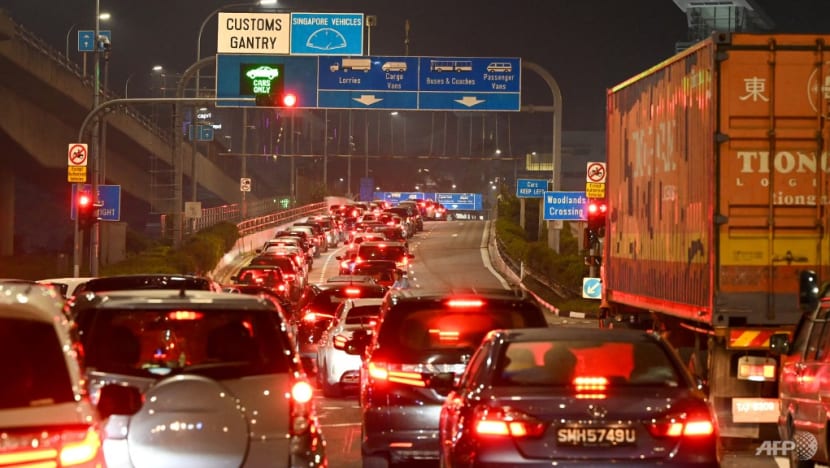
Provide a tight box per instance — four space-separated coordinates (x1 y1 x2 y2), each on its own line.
0 426 103 467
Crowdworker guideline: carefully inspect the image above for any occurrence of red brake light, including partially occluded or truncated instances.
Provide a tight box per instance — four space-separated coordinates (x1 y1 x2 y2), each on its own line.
473 406 546 438
59 427 102 466
574 376 608 399
447 299 484 308
367 362 426 387
647 405 715 438
168 310 204 320
345 287 361 296
291 381 313 403
303 312 318 322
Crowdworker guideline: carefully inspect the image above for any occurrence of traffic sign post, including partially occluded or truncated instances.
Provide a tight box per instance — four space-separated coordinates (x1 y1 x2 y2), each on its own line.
516 178 547 198
70 184 121 221
78 30 111 53
240 178 252 192
582 277 602 299
543 191 589 221
418 57 521 111
435 193 482 211
290 13 364 56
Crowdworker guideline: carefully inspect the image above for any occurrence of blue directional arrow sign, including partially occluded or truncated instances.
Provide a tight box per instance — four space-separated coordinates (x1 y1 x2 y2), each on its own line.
419 57 520 111
216 54 318 108
516 178 548 198
290 13 364 56
543 191 588 221
78 30 111 52
582 277 602 299
318 56 419 109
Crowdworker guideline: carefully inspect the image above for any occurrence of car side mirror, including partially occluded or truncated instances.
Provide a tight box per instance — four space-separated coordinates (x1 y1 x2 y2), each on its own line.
336 256 343 260
770 333 791 356
97 383 143 419
429 372 457 395
799 270 820 314
230 275 238 282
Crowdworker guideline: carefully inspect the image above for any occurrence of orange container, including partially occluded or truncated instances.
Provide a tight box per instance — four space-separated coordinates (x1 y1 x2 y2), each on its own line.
605 32 830 327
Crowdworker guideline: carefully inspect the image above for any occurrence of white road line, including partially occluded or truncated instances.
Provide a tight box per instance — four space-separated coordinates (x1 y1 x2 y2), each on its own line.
480 220 510 289
316 246 348 283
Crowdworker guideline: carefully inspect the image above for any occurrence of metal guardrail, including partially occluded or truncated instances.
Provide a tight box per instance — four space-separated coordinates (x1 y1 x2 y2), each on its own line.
160 200 327 238
494 235 580 300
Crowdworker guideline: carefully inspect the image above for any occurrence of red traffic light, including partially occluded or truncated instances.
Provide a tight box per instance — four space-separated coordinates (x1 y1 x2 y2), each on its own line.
78 193 91 207
282 93 297 107
587 202 607 216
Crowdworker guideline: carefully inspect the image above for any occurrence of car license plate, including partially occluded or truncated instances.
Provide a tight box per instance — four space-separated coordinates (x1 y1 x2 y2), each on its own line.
556 426 637 446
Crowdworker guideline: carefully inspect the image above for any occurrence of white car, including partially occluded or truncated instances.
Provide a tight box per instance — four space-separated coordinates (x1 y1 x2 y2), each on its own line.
316 298 383 397
71 290 326 467
0 280 119 466
37 276 96 298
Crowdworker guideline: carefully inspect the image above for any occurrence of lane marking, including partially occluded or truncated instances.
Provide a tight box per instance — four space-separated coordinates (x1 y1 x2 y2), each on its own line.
480 220 510 289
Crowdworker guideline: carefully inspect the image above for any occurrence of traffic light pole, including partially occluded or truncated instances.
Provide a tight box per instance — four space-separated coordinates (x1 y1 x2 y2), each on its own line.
72 94 254 278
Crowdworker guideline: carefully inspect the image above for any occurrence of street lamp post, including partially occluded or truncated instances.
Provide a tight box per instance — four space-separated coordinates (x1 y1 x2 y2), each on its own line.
125 65 163 98
65 23 76 60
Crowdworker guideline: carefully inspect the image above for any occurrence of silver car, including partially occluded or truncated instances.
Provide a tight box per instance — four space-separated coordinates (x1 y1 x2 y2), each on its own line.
316 298 382 397
71 289 326 468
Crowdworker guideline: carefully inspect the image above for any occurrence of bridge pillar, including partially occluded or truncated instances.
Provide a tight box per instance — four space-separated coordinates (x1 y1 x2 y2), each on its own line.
0 166 13 255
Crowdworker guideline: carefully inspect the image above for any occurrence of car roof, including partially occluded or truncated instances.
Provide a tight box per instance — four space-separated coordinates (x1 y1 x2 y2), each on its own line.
326 275 376 283
79 274 219 292
73 289 277 311
493 327 662 343
387 286 529 302
0 282 66 323
358 241 407 248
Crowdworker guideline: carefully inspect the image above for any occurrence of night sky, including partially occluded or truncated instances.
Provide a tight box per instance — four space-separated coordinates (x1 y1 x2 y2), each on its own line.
3 1 829 130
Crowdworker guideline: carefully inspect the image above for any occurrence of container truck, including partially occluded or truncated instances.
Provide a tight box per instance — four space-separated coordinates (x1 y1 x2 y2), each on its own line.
602 32 830 440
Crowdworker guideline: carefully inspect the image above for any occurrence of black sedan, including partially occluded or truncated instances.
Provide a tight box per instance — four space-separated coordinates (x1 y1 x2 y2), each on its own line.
437 327 718 467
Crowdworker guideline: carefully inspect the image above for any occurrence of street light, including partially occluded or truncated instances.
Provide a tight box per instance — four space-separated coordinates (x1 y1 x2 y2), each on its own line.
124 65 163 98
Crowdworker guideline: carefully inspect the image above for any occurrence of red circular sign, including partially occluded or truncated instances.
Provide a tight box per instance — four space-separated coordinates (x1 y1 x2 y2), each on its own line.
68 144 88 166
587 163 606 183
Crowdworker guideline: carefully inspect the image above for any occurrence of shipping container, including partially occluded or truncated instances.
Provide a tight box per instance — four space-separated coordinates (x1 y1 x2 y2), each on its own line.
603 32 830 439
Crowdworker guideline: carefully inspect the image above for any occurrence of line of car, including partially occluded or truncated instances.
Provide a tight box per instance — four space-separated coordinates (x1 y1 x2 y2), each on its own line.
7 203 724 468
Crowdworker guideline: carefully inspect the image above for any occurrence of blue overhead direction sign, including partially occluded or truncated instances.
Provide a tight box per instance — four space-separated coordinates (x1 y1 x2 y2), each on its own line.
318 56 419 109
216 54 318 108
418 56 521 111
543 191 588 221
516 178 548 198
290 13 364 56
435 192 482 211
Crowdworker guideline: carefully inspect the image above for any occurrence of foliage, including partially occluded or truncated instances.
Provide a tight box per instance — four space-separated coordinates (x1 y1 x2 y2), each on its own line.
101 222 240 276
494 193 599 314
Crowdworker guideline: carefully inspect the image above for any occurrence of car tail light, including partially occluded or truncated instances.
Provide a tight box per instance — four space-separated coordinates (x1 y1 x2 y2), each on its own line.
367 362 426 387
345 287 361 296
333 334 349 348
304 312 320 322
284 273 296 281
278 284 286 292
647 403 715 438
0 426 103 467
447 299 484 308
291 380 313 404
473 406 546 438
